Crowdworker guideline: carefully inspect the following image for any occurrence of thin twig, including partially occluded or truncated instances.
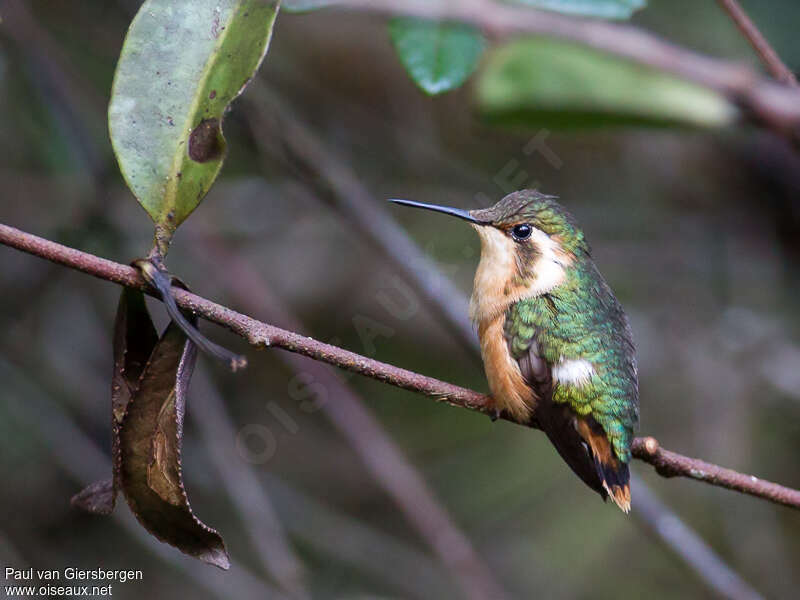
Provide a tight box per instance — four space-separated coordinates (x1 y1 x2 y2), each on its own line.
716 0 797 87
2 223 800 511
632 437 800 508
327 0 800 137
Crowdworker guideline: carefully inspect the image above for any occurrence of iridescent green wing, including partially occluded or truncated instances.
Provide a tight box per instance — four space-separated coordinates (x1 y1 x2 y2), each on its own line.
505 294 610 496
505 258 638 463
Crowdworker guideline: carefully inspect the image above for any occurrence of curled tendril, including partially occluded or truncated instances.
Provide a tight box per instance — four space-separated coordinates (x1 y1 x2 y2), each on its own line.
133 259 247 372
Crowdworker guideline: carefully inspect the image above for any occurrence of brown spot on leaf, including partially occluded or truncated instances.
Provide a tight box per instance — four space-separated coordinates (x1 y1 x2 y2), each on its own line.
209 90 217 99
188 118 223 163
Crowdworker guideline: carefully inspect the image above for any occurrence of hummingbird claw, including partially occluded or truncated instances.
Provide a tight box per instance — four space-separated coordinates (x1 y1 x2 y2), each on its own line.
483 398 502 422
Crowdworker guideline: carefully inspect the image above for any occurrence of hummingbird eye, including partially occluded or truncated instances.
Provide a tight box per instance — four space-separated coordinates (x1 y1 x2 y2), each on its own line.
511 224 532 241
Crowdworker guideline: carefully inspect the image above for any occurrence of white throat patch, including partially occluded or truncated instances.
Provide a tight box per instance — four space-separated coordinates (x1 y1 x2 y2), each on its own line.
469 225 570 323
526 227 570 296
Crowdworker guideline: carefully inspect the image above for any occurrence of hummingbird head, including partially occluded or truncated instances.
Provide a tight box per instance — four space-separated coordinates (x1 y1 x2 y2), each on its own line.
469 190 589 254
390 190 589 321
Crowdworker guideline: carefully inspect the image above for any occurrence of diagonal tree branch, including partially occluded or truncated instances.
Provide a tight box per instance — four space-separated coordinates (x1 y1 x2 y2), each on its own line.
631 478 763 600
191 371 310 599
244 83 478 354
2 222 800 510
716 0 798 87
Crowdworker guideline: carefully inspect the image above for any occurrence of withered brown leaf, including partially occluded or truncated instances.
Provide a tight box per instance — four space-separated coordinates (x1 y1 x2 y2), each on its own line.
119 317 229 569
72 288 158 515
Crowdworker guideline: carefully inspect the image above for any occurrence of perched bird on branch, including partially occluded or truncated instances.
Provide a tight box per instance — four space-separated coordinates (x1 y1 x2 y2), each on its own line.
391 190 639 512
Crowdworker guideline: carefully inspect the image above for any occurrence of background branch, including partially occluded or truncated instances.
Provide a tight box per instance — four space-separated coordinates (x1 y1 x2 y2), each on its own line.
716 0 798 86
245 83 477 353
328 0 800 137
2 223 799 512
632 481 763 600
191 371 309 599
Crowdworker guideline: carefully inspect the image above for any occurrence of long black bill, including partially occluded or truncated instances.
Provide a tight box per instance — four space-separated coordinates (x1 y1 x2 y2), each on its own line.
388 199 485 224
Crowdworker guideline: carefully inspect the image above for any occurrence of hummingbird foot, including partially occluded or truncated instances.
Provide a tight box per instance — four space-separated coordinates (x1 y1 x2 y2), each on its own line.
484 399 502 422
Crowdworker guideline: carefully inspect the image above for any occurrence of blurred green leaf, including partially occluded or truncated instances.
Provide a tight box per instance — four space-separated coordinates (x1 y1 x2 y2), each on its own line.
477 38 737 128
108 0 280 240
506 0 645 19
389 18 486 96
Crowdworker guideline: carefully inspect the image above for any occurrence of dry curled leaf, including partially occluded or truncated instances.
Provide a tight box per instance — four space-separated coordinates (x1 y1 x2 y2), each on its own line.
72 288 158 515
72 282 229 568
71 479 115 514
119 317 229 569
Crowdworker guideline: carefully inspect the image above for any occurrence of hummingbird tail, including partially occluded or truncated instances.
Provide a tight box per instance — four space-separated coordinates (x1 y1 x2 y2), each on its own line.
598 459 631 514
538 404 632 513
576 417 631 513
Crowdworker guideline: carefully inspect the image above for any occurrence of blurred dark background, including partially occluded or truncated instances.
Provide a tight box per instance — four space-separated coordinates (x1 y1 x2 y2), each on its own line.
1 1 800 598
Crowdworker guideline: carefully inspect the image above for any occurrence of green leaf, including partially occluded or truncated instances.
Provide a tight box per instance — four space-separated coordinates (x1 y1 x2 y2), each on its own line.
476 39 737 129
505 0 645 19
389 18 486 96
109 0 280 240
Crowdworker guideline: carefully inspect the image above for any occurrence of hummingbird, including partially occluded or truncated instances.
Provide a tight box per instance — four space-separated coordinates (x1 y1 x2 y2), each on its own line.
390 190 638 512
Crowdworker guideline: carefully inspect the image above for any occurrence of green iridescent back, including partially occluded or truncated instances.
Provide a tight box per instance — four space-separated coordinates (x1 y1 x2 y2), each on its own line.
505 254 639 462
